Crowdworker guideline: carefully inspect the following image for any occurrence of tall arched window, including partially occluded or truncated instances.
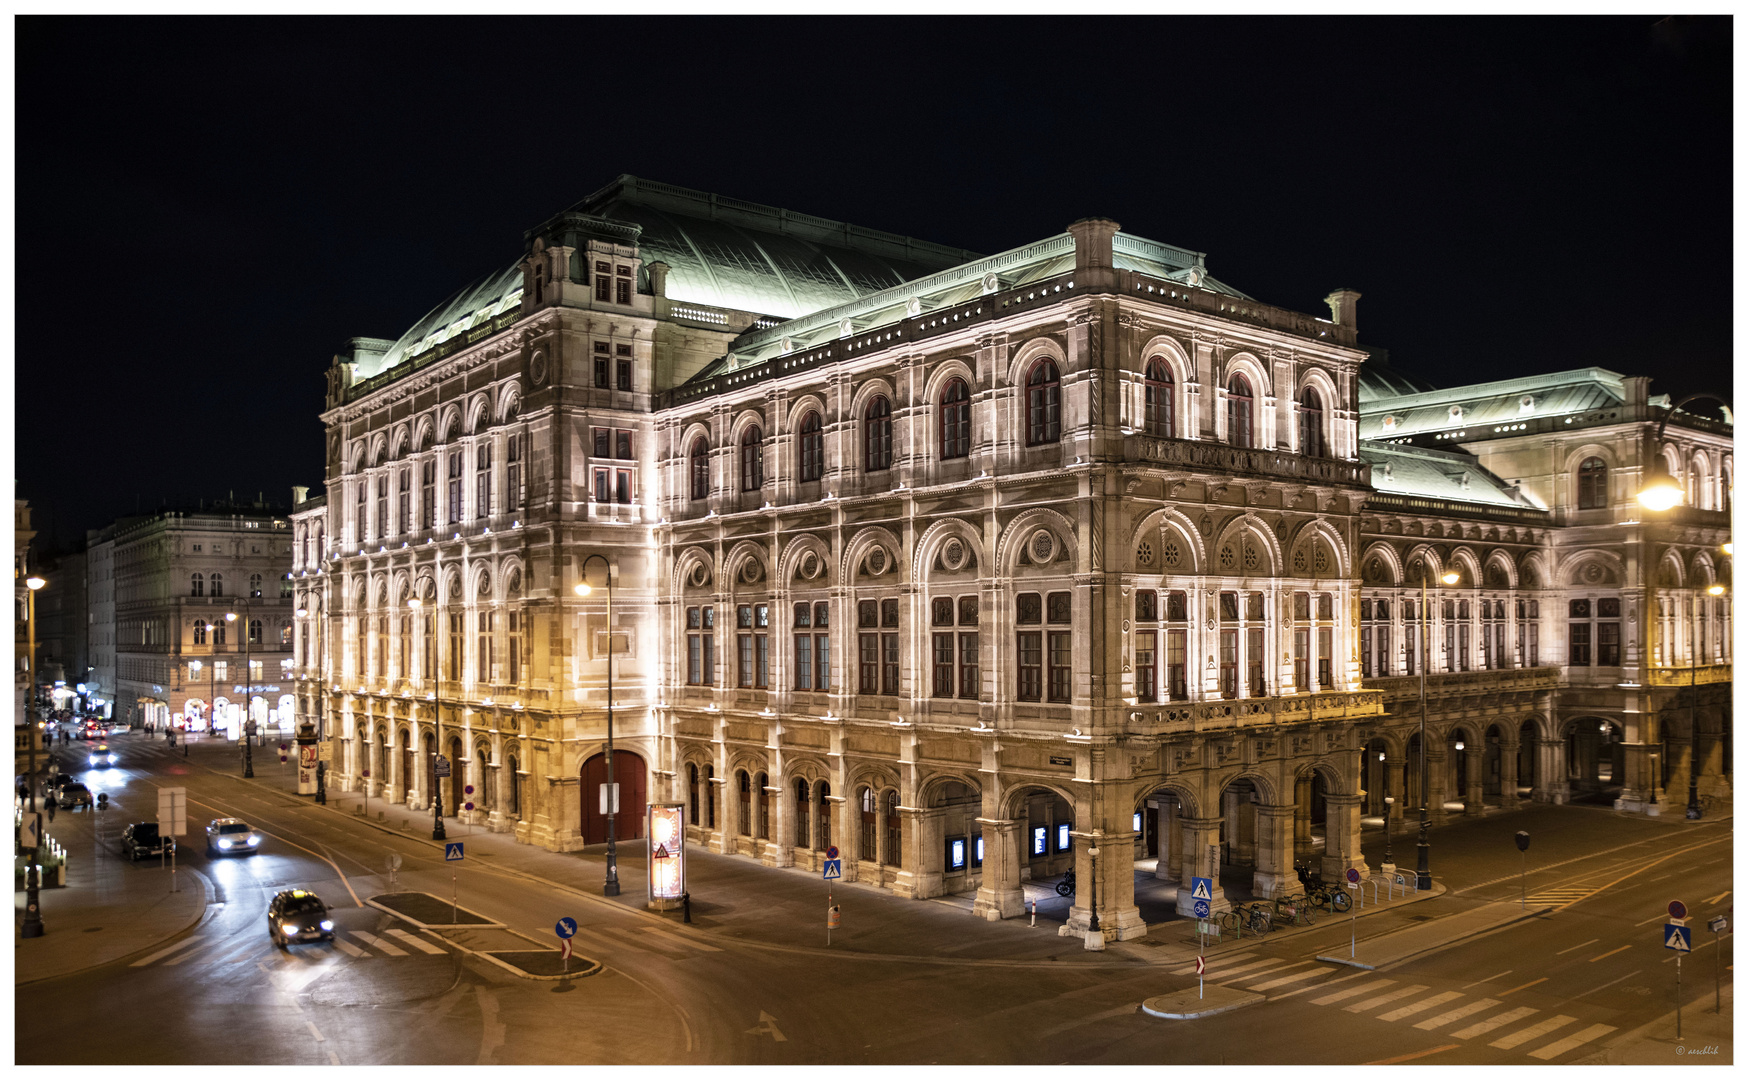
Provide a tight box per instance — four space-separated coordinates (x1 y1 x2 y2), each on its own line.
1299 387 1325 457
1226 375 1254 448
689 437 710 502
1026 360 1061 446
741 427 764 491
864 397 892 472
883 789 902 866
1577 457 1608 509
192 620 207 645
1144 359 1174 438
940 378 970 459
249 572 263 598
793 777 811 847
190 572 204 597
798 412 824 482
210 573 224 597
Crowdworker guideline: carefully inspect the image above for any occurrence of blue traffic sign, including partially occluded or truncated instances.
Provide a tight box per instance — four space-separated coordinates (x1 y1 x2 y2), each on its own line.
445 842 465 862
1665 924 1692 952
1190 876 1214 902
555 917 577 939
822 858 843 880
1193 898 1211 919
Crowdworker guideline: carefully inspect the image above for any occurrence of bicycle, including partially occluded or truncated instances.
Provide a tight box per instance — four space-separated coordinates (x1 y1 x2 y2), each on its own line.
1308 884 1352 913
1274 895 1316 927
1245 903 1274 935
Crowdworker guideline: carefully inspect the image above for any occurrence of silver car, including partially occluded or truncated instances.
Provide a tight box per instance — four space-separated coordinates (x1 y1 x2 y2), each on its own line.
205 817 263 855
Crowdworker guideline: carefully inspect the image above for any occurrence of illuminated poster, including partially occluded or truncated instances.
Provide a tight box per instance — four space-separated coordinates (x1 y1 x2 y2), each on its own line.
647 803 686 904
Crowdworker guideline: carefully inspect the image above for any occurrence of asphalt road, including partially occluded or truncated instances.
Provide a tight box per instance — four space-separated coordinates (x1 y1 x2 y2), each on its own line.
15 732 1734 1064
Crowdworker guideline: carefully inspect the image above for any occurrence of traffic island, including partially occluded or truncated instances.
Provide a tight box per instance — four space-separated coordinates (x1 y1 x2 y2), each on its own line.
477 949 604 981
1141 985 1266 1019
367 891 500 928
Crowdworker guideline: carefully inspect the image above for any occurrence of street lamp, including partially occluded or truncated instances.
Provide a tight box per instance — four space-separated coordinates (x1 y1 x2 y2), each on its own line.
22 574 47 938
410 594 444 841
576 555 620 896
1686 582 1728 819
225 611 255 778
1415 567 1461 891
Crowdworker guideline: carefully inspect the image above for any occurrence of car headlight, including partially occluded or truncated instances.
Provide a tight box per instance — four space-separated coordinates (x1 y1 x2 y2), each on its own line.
246 836 260 846
281 922 299 936
319 920 334 931
218 839 233 849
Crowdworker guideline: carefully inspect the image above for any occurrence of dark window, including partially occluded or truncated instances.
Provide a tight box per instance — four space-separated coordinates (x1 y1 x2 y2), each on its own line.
1227 375 1254 447
1026 360 1061 445
1144 359 1174 438
741 427 764 491
1598 619 1620 665
959 631 978 699
1017 631 1043 701
941 378 971 459
799 412 824 482
616 430 632 459
1166 590 1187 622
1166 629 1186 699
1046 591 1071 625
1577 457 1608 509
933 633 954 697
615 266 632 306
1299 387 1324 457
1570 622 1591 666
447 450 463 524
1136 590 1157 622
594 262 611 302
1136 630 1156 702
864 397 892 472
1047 632 1072 702
594 428 610 458
593 341 609 388
1219 629 1237 698
690 438 710 501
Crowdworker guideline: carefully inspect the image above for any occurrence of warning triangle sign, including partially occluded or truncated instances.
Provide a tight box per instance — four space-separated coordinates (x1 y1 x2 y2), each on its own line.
1666 926 1691 951
653 844 672 859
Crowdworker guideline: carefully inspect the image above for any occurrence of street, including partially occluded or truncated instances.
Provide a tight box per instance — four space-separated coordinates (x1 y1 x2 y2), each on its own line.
15 729 1734 1065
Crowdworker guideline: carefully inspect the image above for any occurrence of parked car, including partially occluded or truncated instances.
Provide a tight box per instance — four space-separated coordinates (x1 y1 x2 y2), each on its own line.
88 743 116 768
267 889 334 947
57 782 93 810
206 818 262 855
122 822 176 860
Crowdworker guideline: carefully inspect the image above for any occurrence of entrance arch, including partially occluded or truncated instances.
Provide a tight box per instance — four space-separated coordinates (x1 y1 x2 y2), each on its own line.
580 749 646 844
1564 716 1624 805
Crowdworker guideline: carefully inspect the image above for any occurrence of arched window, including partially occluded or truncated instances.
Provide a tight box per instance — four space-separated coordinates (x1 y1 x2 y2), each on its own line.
192 620 207 646
210 573 224 597
1026 360 1061 446
741 427 764 491
249 572 263 598
864 397 892 472
508 755 521 818
249 618 263 645
1299 387 1325 457
689 437 710 502
688 764 700 826
883 789 902 866
738 770 753 835
858 786 877 863
798 412 824 483
1144 359 1174 438
1226 375 1254 448
1577 457 1608 509
940 378 970 459
815 781 831 849
190 572 204 597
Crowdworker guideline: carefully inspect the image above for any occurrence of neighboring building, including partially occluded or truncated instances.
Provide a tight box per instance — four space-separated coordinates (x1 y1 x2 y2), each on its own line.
93 503 296 733
86 532 116 719
31 545 88 708
296 176 1731 940
15 498 40 727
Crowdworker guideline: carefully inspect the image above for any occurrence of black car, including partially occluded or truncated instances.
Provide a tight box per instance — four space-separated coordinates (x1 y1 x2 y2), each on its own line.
56 782 93 810
121 822 175 860
267 890 335 947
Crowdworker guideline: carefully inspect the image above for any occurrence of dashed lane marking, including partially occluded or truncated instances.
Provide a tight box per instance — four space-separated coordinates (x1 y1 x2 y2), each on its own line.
1462 970 1510 990
1555 938 1600 956
1589 945 1632 962
306 1020 326 1043
1574 969 1642 1001
1378 991 1463 1022
1451 1006 1538 1040
1365 1044 1459 1065
1489 1013 1575 1049
1705 890 1731 905
1499 976 1548 995
1415 997 1501 1031
1528 1022 1618 1060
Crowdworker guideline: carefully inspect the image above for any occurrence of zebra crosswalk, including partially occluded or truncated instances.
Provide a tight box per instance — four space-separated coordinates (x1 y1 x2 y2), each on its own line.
131 927 455 968
1161 954 1616 1061
1524 887 1593 905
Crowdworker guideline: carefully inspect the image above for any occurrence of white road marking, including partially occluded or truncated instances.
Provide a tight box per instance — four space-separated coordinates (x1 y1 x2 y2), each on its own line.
331 938 368 958
1313 980 1393 1006
1573 968 1642 1000
1271 968 1369 1001
386 928 447 954
745 1010 786 1042
1489 1013 1575 1049
1528 1022 1618 1060
1555 938 1600 955
1172 951 1258 976
1248 965 1332 991
1451 1006 1538 1039
306 1020 326 1043
327 1051 341 1066
131 936 202 967
1462 970 1510 990
349 930 408 956
1635 912 1670 927
1378 991 1463 1022
1205 957 1293 980
1344 984 1429 1013
639 926 723 952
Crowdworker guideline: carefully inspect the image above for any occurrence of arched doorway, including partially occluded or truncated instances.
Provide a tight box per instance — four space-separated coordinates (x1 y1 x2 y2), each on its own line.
1566 717 1623 805
579 749 646 844
918 778 982 900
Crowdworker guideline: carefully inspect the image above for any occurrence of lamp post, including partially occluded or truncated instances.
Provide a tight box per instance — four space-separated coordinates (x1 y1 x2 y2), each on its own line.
1635 391 1732 821
576 555 620 896
226 610 254 778
410 594 445 841
22 574 47 938
1416 567 1461 891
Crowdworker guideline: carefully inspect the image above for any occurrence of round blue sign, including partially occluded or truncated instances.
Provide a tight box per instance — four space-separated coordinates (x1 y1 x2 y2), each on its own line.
555 917 577 939
1193 899 1210 919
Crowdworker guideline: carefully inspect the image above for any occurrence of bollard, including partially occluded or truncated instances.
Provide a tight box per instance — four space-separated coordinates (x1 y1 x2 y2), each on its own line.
1030 899 1037 927
682 891 692 924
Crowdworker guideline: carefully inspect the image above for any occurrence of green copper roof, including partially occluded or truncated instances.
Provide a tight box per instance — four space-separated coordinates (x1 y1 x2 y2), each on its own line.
1357 367 1628 441
1360 441 1532 508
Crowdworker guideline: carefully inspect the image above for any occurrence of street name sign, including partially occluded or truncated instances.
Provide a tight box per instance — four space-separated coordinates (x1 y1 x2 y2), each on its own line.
433 756 452 778
1709 915 1728 933
1665 924 1693 952
822 858 843 880
445 842 465 861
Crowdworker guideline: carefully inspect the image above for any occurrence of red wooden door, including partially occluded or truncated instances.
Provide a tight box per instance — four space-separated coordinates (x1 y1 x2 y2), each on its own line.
581 750 645 844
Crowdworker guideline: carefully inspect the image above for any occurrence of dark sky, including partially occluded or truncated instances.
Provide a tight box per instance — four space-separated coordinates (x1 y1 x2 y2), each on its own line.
16 15 1731 548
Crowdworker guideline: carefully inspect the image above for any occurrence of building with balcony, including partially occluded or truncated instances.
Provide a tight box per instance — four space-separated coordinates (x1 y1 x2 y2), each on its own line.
89 503 296 734
293 176 1730 940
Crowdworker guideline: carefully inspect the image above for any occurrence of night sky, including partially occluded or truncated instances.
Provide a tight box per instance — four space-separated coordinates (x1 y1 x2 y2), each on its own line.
15 16 1732 549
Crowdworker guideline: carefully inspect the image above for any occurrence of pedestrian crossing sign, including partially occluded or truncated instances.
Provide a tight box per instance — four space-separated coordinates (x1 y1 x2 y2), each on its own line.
822 858 843 880
1190 876 1213 901
1664 924 1692 952
445 842 465 861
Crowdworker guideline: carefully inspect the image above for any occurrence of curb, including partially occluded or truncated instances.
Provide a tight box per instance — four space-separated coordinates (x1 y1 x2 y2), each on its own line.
15 866 218 986
364 895 503 930
474 950 605 981
1141 989 1265 1019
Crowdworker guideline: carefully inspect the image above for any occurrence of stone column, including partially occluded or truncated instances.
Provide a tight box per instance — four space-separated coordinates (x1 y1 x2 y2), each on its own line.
973 819 1025 920
1252 805 1300 900
1293 776 1314 858
1498 738 1521 810
907 807 944 899
1538 736 1568 804
1176 817 1228 916
1385 757 1407 826
1154 800 1177 880
1426 747 1449 821
763 775 793 868
1319 793 1367 882
1465 746 1485 815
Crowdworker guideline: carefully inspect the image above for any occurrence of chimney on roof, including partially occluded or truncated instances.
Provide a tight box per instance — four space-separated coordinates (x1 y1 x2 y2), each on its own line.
1066 218 1120 274
292 486 309 507
1324 289 1361 334
1622 376 1650 408
647 261 670 298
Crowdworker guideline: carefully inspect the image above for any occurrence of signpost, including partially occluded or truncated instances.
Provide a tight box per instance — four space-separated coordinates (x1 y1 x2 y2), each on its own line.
385 852 401 892
445 842 464 924
157 786 187 893
1196 953 1205 999
1514 831 1531 908
555 916 577 976
1347 866 1362 957
1709 915 1728 1013
824 845 841 945
1666 900 1691 1037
